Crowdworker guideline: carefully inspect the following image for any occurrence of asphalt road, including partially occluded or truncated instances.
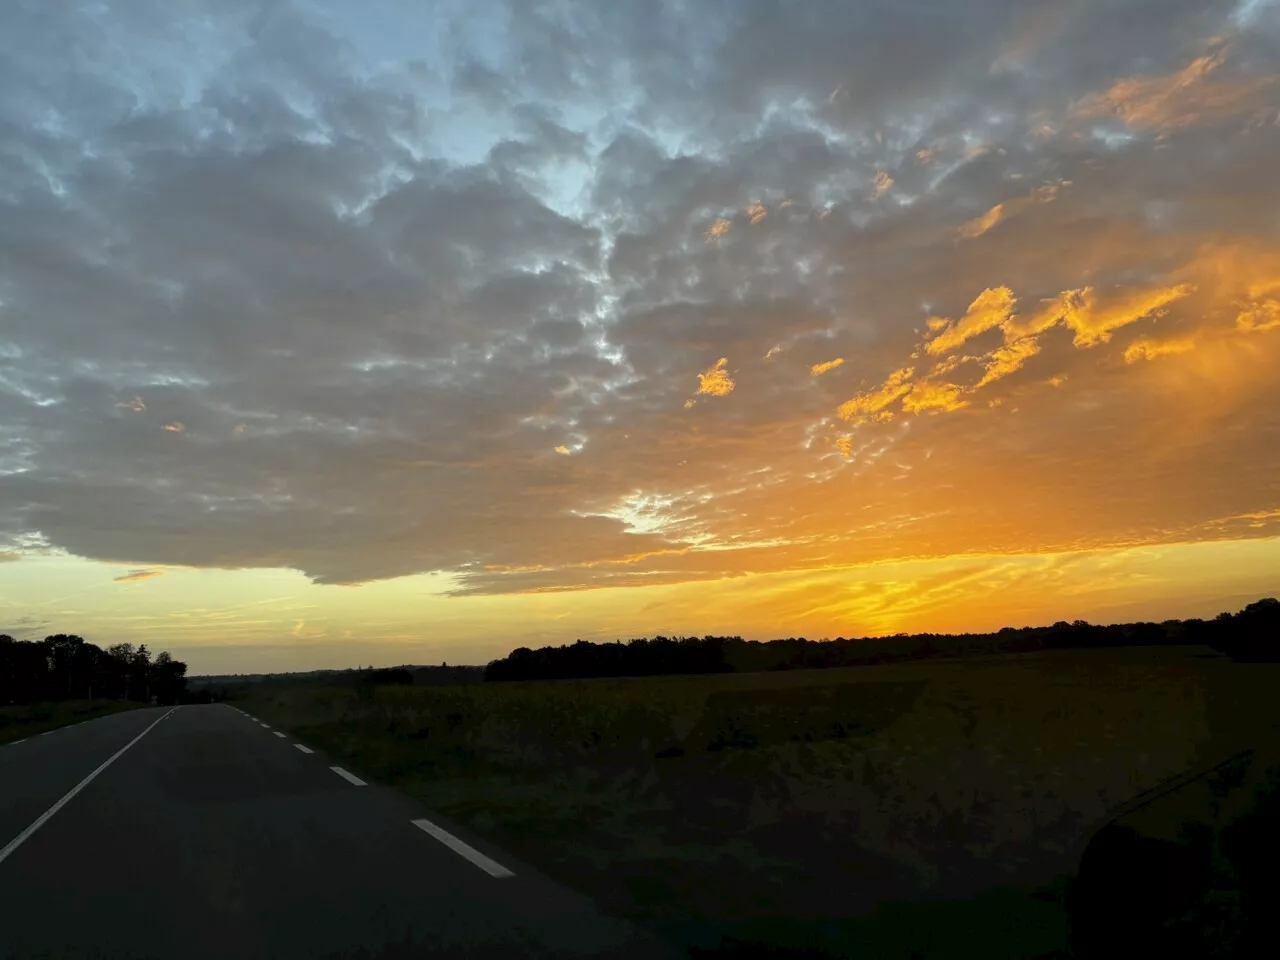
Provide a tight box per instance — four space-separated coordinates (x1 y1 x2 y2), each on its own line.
0 704 682 960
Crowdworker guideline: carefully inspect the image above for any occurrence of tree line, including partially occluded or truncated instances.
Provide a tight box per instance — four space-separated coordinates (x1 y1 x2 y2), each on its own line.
0 633 189 706
483 598 1280 682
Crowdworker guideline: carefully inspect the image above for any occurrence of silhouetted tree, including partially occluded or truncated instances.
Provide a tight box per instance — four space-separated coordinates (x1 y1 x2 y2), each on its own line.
0 633 187 705
481 599 1278 681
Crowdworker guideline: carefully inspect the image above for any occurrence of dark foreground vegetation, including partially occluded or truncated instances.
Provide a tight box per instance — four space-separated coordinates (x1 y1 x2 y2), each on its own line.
0 634 190 746
189 663 484 701
235 598 1280 959
0 633 189 705
484 598 1280 681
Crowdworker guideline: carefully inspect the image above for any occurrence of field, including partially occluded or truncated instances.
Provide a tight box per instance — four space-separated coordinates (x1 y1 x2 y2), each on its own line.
240 645 1280 958
0 699 146 744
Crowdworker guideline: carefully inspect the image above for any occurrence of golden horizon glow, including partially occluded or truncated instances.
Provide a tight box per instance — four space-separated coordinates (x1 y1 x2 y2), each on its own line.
5 537 1278 673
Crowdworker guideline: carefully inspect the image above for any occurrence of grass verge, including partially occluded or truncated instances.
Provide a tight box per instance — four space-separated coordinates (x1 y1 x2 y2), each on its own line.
0 699 147 744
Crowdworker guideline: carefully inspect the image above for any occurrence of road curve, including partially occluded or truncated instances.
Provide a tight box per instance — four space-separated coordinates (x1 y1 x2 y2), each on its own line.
0 704 681 960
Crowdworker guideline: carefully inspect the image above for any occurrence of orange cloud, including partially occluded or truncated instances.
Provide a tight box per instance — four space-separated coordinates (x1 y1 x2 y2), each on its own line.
1124 335 1199 363
1237 300 1280 333
115 396 146 413
1002 290 1085 341
810 358 845 376
1074 41 1277 132
834 276 1199 431
837 366 914 421
162 422 185 433
747 204 768 225
976 336 1041 386
705 218 732 241
902 380 968 414
870 170 894 199
554 445 572 455
958 204 1005 239
925 287 1017 355
957 181 1069 239
1061 284 1195 347
697 357 735 397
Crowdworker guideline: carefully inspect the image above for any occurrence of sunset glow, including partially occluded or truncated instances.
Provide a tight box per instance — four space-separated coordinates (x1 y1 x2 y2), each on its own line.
2 1 1278 673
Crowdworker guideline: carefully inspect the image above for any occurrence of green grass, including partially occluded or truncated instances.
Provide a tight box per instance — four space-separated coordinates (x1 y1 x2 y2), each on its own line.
240 645 1280 958
0 699 147 744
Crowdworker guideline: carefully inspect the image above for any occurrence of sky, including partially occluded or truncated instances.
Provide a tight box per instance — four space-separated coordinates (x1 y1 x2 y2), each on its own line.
1 0 1279 674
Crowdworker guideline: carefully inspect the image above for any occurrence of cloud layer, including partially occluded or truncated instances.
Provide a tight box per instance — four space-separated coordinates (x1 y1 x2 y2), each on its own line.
2 0 1279 602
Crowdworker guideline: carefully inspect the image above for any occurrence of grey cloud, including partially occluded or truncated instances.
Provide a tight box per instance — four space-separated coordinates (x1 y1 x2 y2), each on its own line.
1 0 1278 595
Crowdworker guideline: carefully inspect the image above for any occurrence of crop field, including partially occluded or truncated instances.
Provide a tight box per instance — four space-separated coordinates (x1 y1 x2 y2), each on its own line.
241 645 1280 958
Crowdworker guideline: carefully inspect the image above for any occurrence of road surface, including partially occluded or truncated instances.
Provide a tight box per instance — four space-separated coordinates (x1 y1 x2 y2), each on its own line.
0 704 682 960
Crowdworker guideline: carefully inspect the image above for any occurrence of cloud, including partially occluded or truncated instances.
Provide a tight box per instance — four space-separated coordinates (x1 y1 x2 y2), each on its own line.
957 181 1069 240
977 336 1041 386
958 204 1006 239
902 380 968 414
1237 300 1280 332
0 0 1276 607
705 218 733 241
837 367 915 421
810 358 844 376
696 357 736 397
113 568 164 583
1003 292 1088 342
828 272 1209 428
1124 335 1200 363
925 287 1017 355
1073 40 1278 133
1061 284 1196 347
870 171 894 199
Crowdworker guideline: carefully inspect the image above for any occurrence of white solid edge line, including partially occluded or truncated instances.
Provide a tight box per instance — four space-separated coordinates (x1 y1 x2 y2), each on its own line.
329 766 366 786
40 730 53 736
293 744 314 754
7 739 26 745
273 731 286 738
0 708 176 867
411 818 515 878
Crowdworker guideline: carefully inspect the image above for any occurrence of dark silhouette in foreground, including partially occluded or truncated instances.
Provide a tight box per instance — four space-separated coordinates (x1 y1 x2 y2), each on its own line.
1066 744 1280 959
483 598 1280 682
0 633 188 706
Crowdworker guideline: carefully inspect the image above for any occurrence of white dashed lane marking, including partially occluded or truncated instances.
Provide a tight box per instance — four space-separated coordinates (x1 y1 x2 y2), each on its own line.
294 744 314 754
273 731 286 738
411 818 515 878
330 766 366 787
